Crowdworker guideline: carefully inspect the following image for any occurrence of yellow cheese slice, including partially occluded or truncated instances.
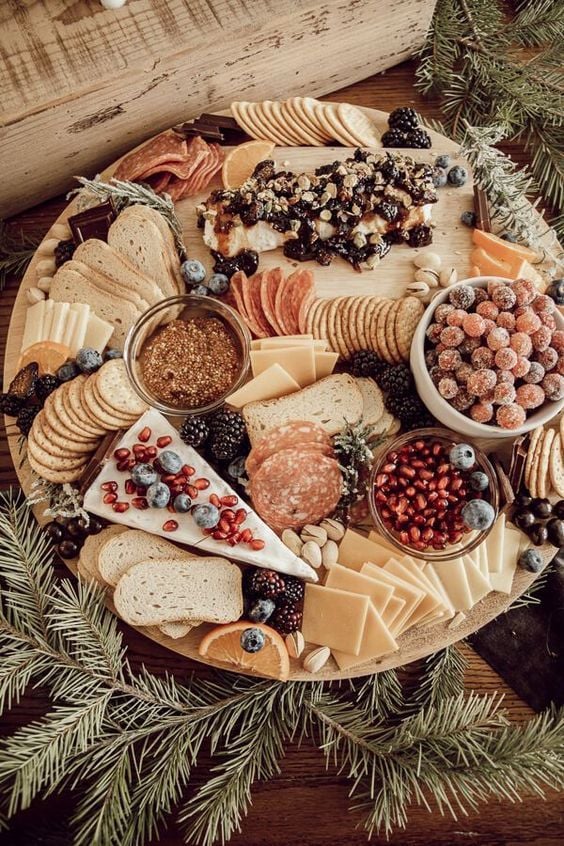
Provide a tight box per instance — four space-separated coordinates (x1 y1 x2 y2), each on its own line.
332 603 398 671
69 303 91 355
432 557 474 611
21 300 46 352
383 559 443 622
361 562 424 635
368 529 400 553
424 563 454 615
226 363 300 408
49 302 70 344
325 563 394 614
41 299 56 343
477 541 489 579
62 309 78 351
259 337 327 350
314 351 339 379
302 584 369 655
489 527 523 594
251 334 314 349
382 594 406 630
250 346 316 387
82 312 115 354
401 557 445 605
338 529 394 571
486 514 505 574
461 555 492 606
513 259 546 291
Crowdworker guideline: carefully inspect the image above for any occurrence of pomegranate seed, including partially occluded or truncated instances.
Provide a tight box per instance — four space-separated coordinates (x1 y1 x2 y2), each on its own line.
250 538 265 550
162 520 178 532
240 528 252 543
194 478 210 490
209 493 221 507
221 508 235 522
230 531 242 544
127 458 136 469
167 503 176 513
186 484 198 498
414 515 426 526
132 497 149 510
405 486 416 497
114 448 130 460
409 526 421 542
221 495 238 507
161 474 177 485
116 460 130 472
182 464 195 477
103 492 117 504
145 446 158 458
136 485 147 496
174 475 187 486
101 481 118 491
157 435 172 448
113 502 130 513
212 530 227 540
234 508 247 524
376 473 388 486
399 531 409 545
420 469 433 481
218 518 231 534
138 427 151 442
125 479 136 495
133 444 146 456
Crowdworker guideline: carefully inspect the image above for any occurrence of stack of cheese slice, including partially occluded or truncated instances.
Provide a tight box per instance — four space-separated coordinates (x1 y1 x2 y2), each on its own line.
20 299 114 357
248 335 339 389
470 229 544 290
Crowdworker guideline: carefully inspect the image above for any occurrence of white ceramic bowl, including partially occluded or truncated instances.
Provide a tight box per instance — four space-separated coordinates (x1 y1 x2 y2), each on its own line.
411 276 564 439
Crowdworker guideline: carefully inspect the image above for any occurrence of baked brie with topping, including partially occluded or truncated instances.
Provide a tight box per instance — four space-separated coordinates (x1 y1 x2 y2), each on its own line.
198 150 438 270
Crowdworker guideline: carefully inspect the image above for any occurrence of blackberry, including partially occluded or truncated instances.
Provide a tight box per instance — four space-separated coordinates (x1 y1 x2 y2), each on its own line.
35 374 60 404
348 350 387 378
388 107 419 133
0 393 24 417
247 568 286 600
378 364 413 396
54 239 76 268
16 404 40 437
405 128 432 149
381 129 408 148
406 225 433 248
278 576 305 607
179 415 209 449
270 605 302 635
207 409 247 462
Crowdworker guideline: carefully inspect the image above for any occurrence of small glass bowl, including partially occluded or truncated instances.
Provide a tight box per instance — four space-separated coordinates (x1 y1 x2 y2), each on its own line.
124 294 251 417
368 426 499 562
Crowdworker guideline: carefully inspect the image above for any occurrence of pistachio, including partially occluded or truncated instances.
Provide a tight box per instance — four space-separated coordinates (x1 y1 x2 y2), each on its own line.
413 251 442 272
319 518 345 541
303 646 331 674
285 630 305 659
405 280 430 300
26 286 45 304
37 276 52 293
414 268 440 288
321 539 339 567
300 524 327 547
281 528 303 557
301 540 322 569
439 267 458 287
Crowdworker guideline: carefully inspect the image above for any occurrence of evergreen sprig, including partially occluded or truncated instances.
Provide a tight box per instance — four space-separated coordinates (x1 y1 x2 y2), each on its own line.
0 222 42 293
417 0 564 215
1 488 563 845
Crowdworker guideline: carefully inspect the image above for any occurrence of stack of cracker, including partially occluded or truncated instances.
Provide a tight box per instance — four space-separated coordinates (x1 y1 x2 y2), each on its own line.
305 295 424 363
524 419 564 499
27 359 148 484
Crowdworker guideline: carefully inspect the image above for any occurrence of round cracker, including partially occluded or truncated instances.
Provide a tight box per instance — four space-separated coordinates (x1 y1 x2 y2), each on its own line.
322 104 359 147
251 102 288 146
536 427 555 499
263 100 303 146
27 428 89 471
314 298 332 347
95 359 148 417
81 379 126 430
336 297 357 358
524 425 544 491
376 300 394 363
33 411 98 456
66 375 107 435
27 448 85 484
368 299 387 359
306 298 324 336
91 378 138 425
386 299 403 364
292 97 331 143
355 297 374 351
344 296 363 354
51 384 105 442
325 297 346 356
280 100 323 146
549 429 564 497
231 101 270 141
336 103 381 147
395 297 425 361
43 391 97 443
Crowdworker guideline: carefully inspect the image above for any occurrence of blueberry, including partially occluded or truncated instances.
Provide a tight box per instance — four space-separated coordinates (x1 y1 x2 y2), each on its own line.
519 548 543 573
146 482 171 508
158 450 182 474
190 284 209 297
461 499 495 531
449 443 475 471
57 361 80 382
248 599 276 623
76 347 103 374
104 348 123 360
435 154 451 170
181 259 206 285
432 167 447 188
173 493 192 513
130 463 158 487
460 210 476 228
469 470 489 491
192 503 220 529
547 279 564 307
240 627 265 653
447 165 468 187
227 455 248 481
207 273 230 295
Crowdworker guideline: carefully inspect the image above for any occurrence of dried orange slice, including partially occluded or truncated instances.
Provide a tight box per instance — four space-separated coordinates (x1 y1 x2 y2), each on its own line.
17 341 71 375
199 621 290 681
221 140 275 189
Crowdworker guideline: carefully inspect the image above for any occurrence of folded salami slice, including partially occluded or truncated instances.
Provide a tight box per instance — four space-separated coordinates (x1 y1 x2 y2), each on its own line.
114 133 187 181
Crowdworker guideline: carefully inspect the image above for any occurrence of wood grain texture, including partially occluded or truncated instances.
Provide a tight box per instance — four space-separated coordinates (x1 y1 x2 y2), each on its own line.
1 64 563 844
0 0 437 216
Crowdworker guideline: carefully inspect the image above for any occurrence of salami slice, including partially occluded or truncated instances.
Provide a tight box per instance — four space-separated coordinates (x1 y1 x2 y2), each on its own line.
241 273 271 338
114 133 187 181
181 141 223 198
260 268 285 335
249 448 342 531
245 420 332 477
230 271 254 330
273 273 294 335
287 269 314 332
145 172 172 194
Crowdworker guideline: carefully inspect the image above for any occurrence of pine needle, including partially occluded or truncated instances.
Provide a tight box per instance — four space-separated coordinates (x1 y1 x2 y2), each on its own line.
0 222 41 293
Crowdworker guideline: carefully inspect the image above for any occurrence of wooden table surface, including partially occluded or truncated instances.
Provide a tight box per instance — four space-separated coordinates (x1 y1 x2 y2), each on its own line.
2 60 563 846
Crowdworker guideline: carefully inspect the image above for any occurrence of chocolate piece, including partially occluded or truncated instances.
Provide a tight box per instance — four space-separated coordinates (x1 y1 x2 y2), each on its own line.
199 113 240 130
79 429 125 495
473 186 492 233
508 434 529 493
173 113 242 142
490 453 515 508
69 200 117 244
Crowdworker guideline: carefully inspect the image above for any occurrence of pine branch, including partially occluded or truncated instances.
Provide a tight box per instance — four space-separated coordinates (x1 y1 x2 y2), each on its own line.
410 645 467 710
349 669 404 720
0 222 42 293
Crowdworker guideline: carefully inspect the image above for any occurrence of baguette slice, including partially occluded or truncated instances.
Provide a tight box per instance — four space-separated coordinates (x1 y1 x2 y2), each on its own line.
113 558 243 626
243 373 363 443
78 525 129 586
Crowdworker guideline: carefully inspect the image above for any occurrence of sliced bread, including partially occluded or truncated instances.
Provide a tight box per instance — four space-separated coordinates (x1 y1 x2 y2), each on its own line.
78 524 129 586
355 377 384 426
69 257 152 313
74 239 165 306
243 373 364 443
113 558 243 626
98 528 185 586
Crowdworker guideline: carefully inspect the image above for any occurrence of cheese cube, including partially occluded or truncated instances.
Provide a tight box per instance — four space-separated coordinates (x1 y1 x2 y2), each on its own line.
250 346 316 387
325 563 394 614
226 364 299 408
302 584 369 655
332 603 398 671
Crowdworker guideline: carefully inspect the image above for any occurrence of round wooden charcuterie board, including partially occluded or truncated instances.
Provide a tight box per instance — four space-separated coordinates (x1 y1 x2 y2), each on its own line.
4 105 557 681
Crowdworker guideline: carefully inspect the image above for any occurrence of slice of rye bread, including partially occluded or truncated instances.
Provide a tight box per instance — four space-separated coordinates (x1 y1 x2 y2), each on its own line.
49 265 143 348
78 525 129 586
243 373 364 443
73 239 165 306
355 377 385 426
113 558 243 626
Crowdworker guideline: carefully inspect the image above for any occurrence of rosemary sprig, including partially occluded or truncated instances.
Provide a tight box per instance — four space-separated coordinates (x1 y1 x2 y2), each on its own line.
0 222 42 293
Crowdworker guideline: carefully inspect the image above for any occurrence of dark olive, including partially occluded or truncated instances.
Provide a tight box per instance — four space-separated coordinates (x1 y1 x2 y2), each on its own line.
514 493 532 510
86 516 103 535
513 509 535 531
529 523 548 546
531 498 552 519
546 518 564 548
66 517 89 539
57 539 79 559
553 500 564 520
44 521 64 543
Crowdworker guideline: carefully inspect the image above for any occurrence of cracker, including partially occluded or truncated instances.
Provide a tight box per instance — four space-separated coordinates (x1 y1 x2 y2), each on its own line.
281 100 322 146
263 100 303 146
27 448 85 484
81 379 125 430
323 104 359 147
96 359 148 417
395 297 425 361
52 384 105 442
376 300 393 363
337 103 381 147
325 297 346 356
27 428 89 471
345 296 363 354
549 429 564 497
386 299 403 364
252 102 287 146
43 391 96 443
34 411 98 456
536 427 555 499
524 425 544 491
231 101 269 141
355 297 374 351
306 298 323 336
336 297 355 358
368 300 387 359
313 298 330 344
65 375 107 435
290 97 329 143
92 377 138 424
